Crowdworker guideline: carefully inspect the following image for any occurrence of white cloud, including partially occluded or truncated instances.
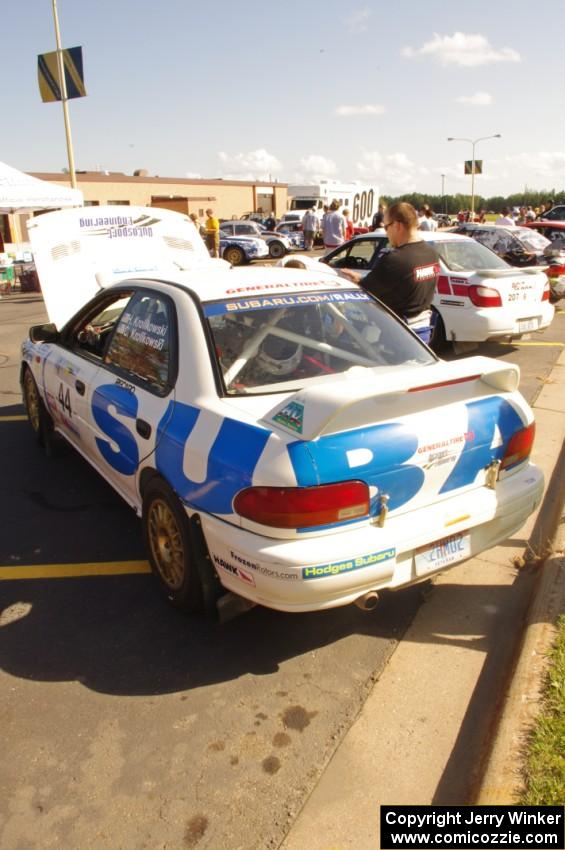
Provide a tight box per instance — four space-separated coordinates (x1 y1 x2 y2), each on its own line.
335 104 385 117
293 154 338 183
347 7 371 33
500 151 565 182
217 148 282 180
356 150 429 192
455 92 493 106
402 32 521 67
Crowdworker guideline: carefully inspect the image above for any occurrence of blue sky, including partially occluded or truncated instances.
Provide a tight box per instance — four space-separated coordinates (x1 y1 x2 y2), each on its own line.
4 0 564 197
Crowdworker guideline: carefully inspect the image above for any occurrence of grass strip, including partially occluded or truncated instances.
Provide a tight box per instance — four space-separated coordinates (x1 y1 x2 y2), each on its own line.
520 614 565 805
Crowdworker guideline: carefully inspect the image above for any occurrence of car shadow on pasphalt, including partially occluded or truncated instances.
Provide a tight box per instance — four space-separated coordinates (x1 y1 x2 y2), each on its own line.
0 563 538 701
0 573 422 695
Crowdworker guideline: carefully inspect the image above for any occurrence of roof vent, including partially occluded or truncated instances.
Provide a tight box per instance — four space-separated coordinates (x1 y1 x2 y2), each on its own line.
133 169 149 177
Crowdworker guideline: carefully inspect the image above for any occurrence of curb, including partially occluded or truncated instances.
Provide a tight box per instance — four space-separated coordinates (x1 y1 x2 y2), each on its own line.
476 444 565 804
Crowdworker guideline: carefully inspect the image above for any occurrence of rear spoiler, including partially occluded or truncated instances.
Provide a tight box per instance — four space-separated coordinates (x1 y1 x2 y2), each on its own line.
263 356 520 441
480 267 544 278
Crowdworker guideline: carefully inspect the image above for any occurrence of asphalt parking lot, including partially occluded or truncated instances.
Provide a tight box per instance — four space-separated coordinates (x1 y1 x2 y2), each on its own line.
1 291 564 849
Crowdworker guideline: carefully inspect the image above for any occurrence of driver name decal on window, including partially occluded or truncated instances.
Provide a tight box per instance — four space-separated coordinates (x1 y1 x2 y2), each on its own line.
115 309 167 351
105 294 171 393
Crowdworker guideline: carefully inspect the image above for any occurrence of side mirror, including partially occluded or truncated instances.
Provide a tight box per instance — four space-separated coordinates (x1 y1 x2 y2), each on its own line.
29 322 59 343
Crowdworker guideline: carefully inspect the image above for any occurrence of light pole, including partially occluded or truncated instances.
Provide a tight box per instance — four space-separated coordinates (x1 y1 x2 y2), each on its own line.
441 173 446 215
447 134 501 220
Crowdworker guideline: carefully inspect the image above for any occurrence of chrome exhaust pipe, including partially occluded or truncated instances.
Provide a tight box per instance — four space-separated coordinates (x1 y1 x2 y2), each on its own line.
354 590 380 612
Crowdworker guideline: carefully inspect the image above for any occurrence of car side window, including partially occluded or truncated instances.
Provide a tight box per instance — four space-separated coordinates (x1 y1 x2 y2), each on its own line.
471 230 496 250
72 293 134 360
104 292 174 395
326 239 383 270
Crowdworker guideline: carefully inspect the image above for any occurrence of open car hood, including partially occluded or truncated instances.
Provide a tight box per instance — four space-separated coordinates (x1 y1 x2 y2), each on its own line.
27 205 213 328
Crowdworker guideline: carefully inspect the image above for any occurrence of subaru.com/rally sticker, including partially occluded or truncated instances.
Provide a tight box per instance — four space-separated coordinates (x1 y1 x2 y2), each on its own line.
273 401 305 434
302 548 396 580
203 290 371 317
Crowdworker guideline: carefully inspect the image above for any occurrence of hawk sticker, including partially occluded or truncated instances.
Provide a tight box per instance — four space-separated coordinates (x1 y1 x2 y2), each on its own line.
273 401 305 434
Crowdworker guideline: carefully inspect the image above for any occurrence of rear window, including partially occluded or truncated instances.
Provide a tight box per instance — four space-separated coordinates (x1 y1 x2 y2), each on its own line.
204 289 435 395
434 239 509 271
514 229 550 252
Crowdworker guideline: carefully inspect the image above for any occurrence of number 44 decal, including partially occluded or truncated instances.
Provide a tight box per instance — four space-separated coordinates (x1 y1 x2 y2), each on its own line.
58 383 72 417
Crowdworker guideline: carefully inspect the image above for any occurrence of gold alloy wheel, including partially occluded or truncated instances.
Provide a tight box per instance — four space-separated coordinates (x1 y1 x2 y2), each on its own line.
24 371 41 433
147 497 186 590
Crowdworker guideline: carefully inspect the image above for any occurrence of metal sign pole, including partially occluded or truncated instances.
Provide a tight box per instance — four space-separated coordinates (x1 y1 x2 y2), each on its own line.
52 0 77 189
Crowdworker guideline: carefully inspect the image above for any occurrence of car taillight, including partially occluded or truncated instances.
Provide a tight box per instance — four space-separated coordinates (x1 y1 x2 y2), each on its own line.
233 481 370 529
500 422 535 470
468 284 503 308
541 278 551 301
547 264 565 277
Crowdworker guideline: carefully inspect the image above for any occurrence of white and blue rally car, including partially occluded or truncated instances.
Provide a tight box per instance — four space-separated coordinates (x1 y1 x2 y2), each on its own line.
21 206 544 615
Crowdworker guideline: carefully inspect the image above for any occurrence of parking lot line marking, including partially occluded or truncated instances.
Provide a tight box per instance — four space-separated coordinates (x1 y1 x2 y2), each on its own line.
0 560 151 580
496 341 565 347
0 415 28 421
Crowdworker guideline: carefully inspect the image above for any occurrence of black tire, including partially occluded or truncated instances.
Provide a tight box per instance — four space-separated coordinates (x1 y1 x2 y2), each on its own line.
22 367 55 451
223 246 246 266
429 309 448 353
142 478 204 612
268 240 286 259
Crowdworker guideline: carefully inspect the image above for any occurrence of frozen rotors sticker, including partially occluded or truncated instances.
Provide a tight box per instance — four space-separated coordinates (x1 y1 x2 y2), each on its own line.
302 548 396 580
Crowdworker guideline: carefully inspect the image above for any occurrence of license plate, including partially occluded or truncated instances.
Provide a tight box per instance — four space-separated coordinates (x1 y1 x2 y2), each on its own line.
517 318 538 333
415 531 471 576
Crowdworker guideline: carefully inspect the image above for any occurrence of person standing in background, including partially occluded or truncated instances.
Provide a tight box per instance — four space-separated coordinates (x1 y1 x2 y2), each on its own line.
204 208 220 257
322 200 345 252
372 202 387 230
419 205 437 231
342 209 354 241
302 208 319 251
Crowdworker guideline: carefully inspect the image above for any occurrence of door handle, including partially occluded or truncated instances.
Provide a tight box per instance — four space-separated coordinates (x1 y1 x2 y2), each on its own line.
75 380 85 396
136 418 152 439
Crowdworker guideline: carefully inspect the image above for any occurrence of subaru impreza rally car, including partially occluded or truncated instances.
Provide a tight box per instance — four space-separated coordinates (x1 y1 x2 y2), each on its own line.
219 231 269 265
321 230 554 349
21 206 544 615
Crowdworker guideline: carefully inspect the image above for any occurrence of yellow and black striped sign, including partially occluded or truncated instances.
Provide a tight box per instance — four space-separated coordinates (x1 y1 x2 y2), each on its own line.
38 46 86 103
464 160 483 175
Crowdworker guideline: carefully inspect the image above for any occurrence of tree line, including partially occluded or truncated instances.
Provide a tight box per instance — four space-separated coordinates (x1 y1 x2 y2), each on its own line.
382 189 565 215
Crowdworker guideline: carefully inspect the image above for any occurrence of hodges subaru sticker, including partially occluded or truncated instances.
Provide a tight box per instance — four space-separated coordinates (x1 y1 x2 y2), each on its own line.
302 548 395 580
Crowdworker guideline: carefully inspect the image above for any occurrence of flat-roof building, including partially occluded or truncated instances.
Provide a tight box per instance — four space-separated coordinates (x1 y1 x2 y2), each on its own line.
1 170 288 249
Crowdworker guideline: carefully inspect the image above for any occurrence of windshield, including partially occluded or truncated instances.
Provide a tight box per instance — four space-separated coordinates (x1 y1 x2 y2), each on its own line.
434 239 509 271
290 199 316 210
204 290 435 395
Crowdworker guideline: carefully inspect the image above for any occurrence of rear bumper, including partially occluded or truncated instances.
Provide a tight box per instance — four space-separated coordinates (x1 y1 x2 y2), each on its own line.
198 462 544 612
444 303 554 342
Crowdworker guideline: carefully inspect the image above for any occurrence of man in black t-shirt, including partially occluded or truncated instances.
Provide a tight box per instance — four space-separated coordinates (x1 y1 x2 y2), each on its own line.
341 202 440 319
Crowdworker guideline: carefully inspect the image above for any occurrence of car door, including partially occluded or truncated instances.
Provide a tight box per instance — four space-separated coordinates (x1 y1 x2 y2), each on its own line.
40 290 135 460
87 288 177 508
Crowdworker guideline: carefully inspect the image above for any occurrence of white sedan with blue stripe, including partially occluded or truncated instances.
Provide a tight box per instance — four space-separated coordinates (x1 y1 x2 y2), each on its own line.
20 206 544 616
322 230 555 350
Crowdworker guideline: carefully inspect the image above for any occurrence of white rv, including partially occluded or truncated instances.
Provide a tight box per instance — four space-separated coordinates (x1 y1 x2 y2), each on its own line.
284 181 379 228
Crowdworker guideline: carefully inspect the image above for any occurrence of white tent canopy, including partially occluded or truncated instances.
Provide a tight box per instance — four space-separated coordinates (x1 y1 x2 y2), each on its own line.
0 160 83 214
